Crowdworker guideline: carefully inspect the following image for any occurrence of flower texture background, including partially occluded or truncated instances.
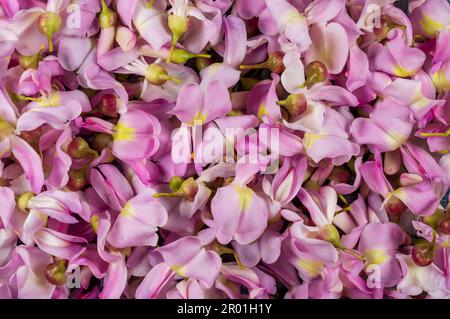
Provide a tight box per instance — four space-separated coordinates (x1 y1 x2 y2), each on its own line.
0 0 449 299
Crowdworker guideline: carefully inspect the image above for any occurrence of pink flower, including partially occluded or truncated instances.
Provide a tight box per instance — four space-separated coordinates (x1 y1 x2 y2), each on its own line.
211 160 270 245
0 0 449 300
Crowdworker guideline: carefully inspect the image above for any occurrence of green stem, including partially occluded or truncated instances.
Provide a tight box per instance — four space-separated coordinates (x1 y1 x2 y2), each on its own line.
239 61 268 70
419 128 450 137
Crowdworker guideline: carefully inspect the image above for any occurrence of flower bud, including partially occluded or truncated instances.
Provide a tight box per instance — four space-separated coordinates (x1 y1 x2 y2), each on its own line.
168 15 190 42
170 48 211 65
169 176 184 192
45 259 67 285
99 94 118 118
411 242 434 267
239 52 285 74
166 14 190 63
265 52 285 74
99 0 117 29
153 177 198 202
437 215 450 235
67 137 97 159
305 61 328 87
68 170 86 191
145 63 181 86
93 133 113 152
277 93 307 117
17 192 34 212
37 12 62 52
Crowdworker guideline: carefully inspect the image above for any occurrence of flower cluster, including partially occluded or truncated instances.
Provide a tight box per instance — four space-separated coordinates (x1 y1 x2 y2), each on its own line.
0 0 449 299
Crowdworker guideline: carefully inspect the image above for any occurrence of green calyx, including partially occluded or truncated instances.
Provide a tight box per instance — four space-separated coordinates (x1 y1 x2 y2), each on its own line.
19 45 45 69
304 61 328 88
145 63 181 86
276 93 307 117
153 177 198 202
17 192 35 212
169 176 184 192
170 48 211 65
99 0 117 29
37 12 62 52
166 14 190 63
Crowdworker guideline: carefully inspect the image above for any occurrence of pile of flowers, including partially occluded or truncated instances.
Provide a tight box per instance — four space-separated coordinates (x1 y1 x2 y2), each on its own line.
0 0 449 299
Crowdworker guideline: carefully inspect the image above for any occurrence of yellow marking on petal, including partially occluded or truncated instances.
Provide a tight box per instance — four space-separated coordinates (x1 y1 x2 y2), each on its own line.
393 65 414 77
257 104 267 119
432 69 450 92
113 122 135 141
364 249 389 265
411 90 430 109
386 130 407 149
297 258 323 277
37 92 60 107
189 112 206 125
281 9 305 25
303 133 323 151
171 264 187 277
192 112 207 124
234 185 253 211
120 203 133 218
414 98 430 109
391 189 407 203
419 15 444 36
